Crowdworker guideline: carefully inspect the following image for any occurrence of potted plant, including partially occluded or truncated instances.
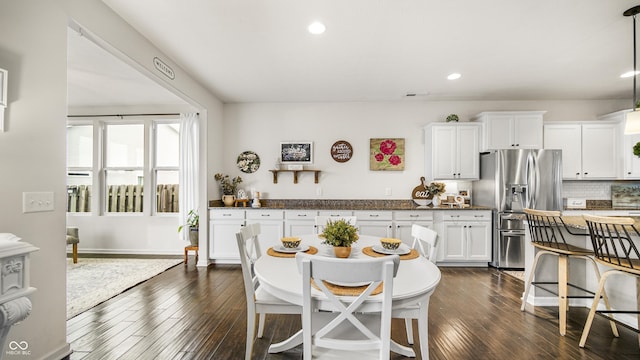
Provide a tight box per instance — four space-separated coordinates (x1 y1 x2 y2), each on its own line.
320 219 359 258
178 209 199 246
427 181 446 207
214 173 243 206
446 114 459 122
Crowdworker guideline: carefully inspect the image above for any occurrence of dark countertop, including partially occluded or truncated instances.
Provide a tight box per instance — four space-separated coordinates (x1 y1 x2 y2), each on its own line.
208 199 492 211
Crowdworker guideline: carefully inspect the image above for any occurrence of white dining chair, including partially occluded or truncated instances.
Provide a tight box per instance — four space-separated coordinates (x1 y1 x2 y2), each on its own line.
236 223 302 360
314 215 357 234
296 252 400 360
394 224 438 358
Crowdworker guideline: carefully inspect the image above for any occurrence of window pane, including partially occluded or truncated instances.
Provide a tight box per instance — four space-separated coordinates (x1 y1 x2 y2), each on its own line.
156 123 180 167
106 124 144 167
106 170 143 212
67 125 93 167
67 171 92 212
157 170 179 213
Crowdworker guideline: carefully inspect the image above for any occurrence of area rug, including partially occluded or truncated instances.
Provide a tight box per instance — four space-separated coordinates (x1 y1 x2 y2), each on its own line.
67 257 182 319
502 270 525 282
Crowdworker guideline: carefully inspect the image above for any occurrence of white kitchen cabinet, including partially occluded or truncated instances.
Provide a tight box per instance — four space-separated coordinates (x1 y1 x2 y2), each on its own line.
393 211 434 247
439 211 491 265
246 210 284 254
425 123 480 180
284 210 318 236
544 122 620 180
474 111 545 151
599 109 640 179
209 209 245 263
315 210 354 233
354 210 393 238
624 133 640 178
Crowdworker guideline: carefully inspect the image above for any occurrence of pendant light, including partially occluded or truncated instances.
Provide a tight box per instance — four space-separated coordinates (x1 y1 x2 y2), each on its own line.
624 5 640 134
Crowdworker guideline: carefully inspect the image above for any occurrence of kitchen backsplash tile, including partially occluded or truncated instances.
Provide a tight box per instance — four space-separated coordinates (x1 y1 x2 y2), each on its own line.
562 181 611 200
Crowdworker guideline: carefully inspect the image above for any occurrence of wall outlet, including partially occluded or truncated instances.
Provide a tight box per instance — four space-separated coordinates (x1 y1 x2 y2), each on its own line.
316 187 322 196
385 188 392 196
23 192 55 213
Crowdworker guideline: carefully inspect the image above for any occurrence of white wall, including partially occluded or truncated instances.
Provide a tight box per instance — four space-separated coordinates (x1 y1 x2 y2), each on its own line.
221 100 630 201
0 1 224 358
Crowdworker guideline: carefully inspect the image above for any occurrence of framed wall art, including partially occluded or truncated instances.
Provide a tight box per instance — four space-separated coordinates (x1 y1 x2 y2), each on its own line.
280 142 313 164
370 138 405 171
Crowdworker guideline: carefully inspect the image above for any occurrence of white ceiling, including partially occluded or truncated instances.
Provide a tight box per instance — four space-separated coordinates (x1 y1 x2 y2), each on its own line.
73 0 640 105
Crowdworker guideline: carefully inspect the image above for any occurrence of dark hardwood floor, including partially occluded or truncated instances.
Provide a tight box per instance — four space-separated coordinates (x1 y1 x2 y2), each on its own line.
67 261 640 360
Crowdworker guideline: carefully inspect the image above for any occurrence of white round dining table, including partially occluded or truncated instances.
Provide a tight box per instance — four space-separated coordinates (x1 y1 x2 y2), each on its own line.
254 234 442 359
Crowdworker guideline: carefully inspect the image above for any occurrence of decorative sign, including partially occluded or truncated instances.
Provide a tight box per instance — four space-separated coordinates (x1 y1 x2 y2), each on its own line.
280 142 313 164
331 140 353 163
412 177 432 207
153 57 175 80
370 138 405 171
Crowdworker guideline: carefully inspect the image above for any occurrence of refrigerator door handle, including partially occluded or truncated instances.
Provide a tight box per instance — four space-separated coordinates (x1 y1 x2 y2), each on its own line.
526 152 537 209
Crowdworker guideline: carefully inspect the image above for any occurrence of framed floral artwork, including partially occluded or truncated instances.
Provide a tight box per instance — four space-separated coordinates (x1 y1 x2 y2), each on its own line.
280 142 313 164
237 150 260 173
370 138 405 171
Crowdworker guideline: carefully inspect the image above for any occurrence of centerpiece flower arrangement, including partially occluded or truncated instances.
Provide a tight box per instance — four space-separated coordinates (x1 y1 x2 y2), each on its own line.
320 219 359 258
214 173 243 206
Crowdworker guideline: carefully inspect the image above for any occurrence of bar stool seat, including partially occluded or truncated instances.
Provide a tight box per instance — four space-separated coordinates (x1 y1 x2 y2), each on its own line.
521 208 618 336
580 214 640 348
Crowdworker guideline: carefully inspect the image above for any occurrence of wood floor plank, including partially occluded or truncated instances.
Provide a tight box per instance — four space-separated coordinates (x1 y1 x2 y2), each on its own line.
67 263 640 360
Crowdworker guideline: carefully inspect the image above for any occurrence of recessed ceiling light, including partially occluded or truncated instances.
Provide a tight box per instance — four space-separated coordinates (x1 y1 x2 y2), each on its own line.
447 73 462 80
621 70 640 78
308 21 326 35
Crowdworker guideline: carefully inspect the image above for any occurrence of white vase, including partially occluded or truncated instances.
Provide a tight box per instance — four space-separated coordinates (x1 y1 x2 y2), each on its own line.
432 195 441 207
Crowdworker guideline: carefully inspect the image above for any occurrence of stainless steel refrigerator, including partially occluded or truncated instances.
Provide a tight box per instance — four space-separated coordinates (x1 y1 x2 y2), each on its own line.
473 149 563 269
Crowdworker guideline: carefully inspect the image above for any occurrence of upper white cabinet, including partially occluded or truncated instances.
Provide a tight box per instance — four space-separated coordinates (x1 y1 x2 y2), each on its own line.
599 110 640 179
473 111 545 151
424 123 480 180
544 121 621 180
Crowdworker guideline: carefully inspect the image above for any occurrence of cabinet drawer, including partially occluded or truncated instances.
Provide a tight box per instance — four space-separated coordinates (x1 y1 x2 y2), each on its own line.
442 211 491 222
285 210 318 220
354 211 393 221
318 210 353 217
246 209 284 220
394 211 434 221
209 209 245 220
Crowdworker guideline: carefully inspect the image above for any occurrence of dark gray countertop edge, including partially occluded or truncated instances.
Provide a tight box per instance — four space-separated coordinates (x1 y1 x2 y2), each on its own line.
208 199 491 211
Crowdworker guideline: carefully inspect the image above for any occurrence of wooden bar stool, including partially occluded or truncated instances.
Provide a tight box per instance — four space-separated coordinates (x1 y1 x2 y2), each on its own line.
580 214 640 348
522 208 617 336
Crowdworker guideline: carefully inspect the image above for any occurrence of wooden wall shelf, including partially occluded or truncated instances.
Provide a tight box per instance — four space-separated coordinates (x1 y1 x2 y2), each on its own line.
269 170 321 184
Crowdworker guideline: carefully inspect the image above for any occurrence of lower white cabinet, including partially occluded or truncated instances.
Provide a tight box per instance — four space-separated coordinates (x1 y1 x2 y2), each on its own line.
209 209 245 262
439 211 491 265
284 210 318 237
393 211 434 247
354 211 393 238
246 210 284 255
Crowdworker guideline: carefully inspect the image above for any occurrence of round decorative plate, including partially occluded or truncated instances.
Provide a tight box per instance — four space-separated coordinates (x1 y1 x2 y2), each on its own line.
237 151 260 173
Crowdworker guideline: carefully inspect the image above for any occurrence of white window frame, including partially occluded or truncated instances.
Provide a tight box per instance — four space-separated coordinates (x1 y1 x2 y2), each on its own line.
66 116 180 216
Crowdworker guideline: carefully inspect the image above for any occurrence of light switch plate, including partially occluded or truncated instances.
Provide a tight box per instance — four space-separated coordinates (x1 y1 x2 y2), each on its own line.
23 192 55 213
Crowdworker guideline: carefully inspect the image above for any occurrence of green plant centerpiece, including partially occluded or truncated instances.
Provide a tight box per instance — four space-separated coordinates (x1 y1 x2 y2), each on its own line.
178 209 200 246
320 219 359 258
634 141 640 158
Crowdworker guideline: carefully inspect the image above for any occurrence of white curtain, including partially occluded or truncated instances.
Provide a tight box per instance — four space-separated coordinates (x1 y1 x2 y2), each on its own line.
179 113 199 242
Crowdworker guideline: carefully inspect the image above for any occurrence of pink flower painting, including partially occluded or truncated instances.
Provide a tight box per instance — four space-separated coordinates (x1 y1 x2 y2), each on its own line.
370 138 405 171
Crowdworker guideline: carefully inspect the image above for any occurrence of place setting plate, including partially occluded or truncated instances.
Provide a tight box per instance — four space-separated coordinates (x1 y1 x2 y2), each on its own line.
272 244 310 254
371 243 411 255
